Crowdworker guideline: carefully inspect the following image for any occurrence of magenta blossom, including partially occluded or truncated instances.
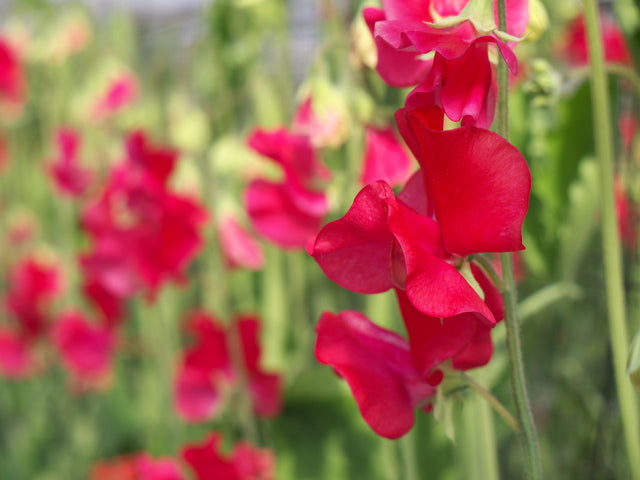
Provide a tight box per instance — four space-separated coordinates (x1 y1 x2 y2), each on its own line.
360 125 412 187
174 311 281 422
182 433 275 480
363 0 528 126
217 215 265 271
245 128 330 249
310 120 529 323
47 128 93 197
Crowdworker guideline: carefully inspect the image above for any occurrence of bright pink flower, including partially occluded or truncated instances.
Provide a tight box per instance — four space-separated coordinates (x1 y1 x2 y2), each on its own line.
182 433 275 480
47 128 93 197
136 456 185 480
360 125 412 187
92 73 138 120
174 312 281 422
51 311 116 384
0 37 24 107
6 256 62 338
245 128 330 249
80 131 208 307
563 10 633 66
0 328 35 378
217 216 265 271
315 309 437 438
310 123 529 323
364 0 527 126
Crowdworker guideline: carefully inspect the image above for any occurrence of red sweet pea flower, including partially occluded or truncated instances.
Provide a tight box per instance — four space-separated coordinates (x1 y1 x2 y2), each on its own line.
174 312 281 422
0 36 24 108
245 128 330 249
563 9 633 66
363 0 527 126
315 309 438 439
310 123 529 323
217 215 265 271
47 128 93 197
6 256 62 339
81 131 208 309
182 433 275 480
360 125 412 187
51 311 116 386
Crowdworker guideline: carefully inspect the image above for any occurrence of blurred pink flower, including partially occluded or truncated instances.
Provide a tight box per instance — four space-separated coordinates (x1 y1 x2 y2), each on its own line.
47 128 93 197
182 433 275 480
0 328 35 378
245 128 330 249
92 73 138 120
51 311 116 386
360 125 411 186
6 256 62 339
174 312 281 423
0 36 25 108
563 10 633 66
90 454 185 480
218 215 265 271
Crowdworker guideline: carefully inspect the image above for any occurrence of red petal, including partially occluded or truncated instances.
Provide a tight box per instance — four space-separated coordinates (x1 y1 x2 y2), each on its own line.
309 181 396 294
315 310 435 439
406 122 530 256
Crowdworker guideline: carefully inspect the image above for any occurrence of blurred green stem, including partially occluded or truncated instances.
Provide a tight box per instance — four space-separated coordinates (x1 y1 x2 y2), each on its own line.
496 0 543 478
581 1 640 478
399 429 419 480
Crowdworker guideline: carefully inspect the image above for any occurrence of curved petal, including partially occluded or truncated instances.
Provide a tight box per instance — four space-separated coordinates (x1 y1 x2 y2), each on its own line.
396 289 482 374
246 179 325 249
174 367 220 422
451 322 494 370
315 310 435 439
309 181 396 293
405 122 530 256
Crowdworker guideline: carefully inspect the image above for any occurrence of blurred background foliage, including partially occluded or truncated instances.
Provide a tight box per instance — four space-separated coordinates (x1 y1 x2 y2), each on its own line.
1 0 640 479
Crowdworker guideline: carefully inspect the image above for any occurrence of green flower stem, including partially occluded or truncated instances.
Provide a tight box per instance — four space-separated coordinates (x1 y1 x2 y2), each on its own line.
463 372 519 433
581 1 640 478
399 429 419 480
496 1 543 478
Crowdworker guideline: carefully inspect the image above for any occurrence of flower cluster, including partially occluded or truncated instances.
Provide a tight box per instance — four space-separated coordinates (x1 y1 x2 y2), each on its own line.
308 0 531 438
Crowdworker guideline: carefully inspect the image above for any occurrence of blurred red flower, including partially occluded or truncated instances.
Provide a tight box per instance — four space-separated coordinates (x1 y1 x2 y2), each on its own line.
0 36 25 108
47 128 93 197
217 215 265 271
51 311 116 386
245 128 330 249
91 454 184 480
174 311 281 423
182 433 275 480
360 125 411 187
92 73 139 120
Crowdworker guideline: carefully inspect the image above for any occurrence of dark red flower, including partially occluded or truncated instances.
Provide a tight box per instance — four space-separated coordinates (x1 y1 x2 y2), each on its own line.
47 128 94 197
182 433 275 480
174 312 281 422
245 128 330 249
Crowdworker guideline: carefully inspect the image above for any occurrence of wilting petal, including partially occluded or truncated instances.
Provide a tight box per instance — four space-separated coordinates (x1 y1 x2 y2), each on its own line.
309 181 396 293
360 125 412 187
315 310 436 439
403 120 530 256
246 179 326 249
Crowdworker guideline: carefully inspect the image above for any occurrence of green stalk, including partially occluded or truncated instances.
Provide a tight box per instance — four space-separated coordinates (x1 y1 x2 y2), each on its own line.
581 1 640 478
496 1 543 478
